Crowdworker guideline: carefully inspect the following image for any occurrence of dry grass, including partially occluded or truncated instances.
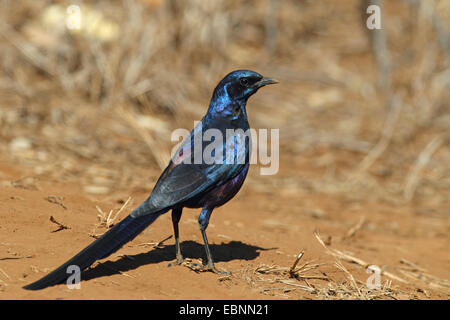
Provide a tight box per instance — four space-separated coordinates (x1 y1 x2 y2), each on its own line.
90 196 132 238
0 0 448 207
234 231 448 299
235 248 399 299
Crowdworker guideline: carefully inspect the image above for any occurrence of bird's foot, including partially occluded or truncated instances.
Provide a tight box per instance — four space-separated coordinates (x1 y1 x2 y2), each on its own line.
185 261 231 276
168 254 185 267
201 264 231 276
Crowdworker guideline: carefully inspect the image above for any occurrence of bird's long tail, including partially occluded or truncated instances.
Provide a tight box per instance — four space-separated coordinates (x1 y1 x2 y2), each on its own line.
23 202 167 290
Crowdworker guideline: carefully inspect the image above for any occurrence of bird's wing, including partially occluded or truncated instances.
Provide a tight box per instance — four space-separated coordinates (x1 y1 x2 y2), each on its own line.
132 123 248 217
132 162 245 218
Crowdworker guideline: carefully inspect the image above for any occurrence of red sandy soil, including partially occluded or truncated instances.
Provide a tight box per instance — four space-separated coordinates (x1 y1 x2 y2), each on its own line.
0 156 448 300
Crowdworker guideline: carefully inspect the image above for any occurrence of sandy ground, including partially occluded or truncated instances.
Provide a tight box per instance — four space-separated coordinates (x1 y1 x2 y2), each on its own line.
0 156 448 300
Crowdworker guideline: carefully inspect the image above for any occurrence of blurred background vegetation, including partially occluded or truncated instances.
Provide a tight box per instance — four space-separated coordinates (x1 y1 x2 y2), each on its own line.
0 0 449 213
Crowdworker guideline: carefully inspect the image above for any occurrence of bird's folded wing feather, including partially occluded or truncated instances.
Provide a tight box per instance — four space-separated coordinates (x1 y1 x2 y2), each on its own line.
132 162 244 218
131 128 246 217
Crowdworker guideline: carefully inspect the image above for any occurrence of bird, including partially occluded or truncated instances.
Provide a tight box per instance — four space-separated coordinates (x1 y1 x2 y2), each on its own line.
23 69 278 290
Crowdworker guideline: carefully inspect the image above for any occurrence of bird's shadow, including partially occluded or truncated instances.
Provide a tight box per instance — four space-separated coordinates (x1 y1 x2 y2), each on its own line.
82 240 275 282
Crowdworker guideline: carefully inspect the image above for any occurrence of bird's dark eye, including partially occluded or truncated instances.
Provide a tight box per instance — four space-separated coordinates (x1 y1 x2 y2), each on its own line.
240 78 249 86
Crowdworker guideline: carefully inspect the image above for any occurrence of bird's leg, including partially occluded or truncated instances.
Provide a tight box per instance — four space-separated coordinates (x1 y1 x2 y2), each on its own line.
169 207 184 265
197 207 231 275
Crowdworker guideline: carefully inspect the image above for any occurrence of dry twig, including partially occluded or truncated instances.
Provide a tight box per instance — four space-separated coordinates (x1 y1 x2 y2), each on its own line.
314 231 408 284
49 215 70 233
404 134 448 200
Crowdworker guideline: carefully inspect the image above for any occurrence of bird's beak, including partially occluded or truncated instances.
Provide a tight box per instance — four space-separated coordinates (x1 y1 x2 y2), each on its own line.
254 77 279 88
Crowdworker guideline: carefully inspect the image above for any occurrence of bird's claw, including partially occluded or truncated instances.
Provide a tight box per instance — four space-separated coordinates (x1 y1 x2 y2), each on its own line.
168 254 185 267
185 261 231 276
206 265 231 276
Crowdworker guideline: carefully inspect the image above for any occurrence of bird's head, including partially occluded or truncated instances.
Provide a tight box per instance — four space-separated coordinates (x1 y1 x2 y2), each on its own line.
214 70 278 102
208 70 278 118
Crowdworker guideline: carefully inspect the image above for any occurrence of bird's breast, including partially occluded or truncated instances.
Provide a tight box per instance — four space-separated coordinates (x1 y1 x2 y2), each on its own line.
224 128 249 165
